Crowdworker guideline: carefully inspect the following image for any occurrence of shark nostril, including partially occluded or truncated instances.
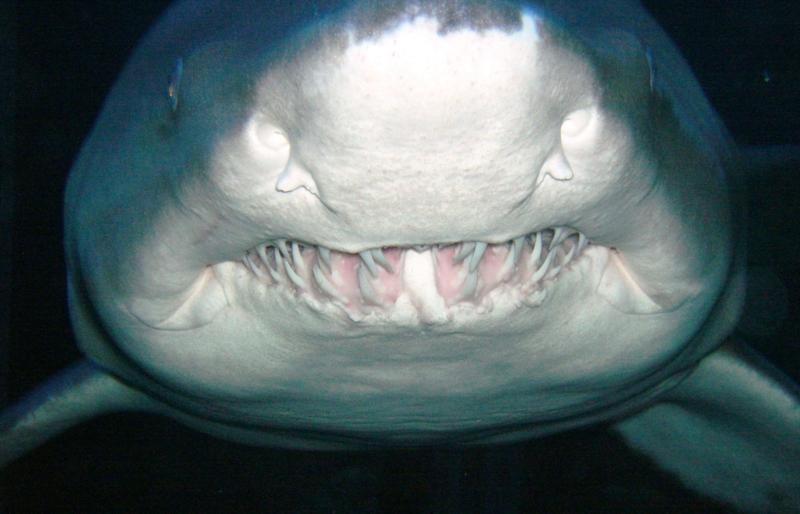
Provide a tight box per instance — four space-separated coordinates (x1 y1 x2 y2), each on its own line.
536 109 597 188
275 158 320 197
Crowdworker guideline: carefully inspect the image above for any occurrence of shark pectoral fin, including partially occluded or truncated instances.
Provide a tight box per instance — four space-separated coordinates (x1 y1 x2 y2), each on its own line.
0 360 160 467
613 341 800 513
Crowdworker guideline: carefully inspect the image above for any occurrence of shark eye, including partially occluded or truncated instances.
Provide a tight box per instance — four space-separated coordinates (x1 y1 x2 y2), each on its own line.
167 57 184 112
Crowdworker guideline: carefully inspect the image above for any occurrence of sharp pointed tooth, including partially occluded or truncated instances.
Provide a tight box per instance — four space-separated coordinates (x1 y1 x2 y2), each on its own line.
562 241 577 266
266 263 281 282
283 258 307 289
512 237 525 265
371 248 393 272
256 244 268 263
530 246 558 283
244 254 263 278
357 265 381 305
266 251 282 282
359 250 379 278
275 245 284 269
257 245 281 281
551 227 568 249
529 232 543 266
313 263 345 302
468 242 487 272
548 247 564 277
257 244 278 277
454 242 475 263
457 270 479 301
578 233 588 252
277 239 290 258
318 246 332 271
250 253 274 280
500 239 521 277
291 241 307 274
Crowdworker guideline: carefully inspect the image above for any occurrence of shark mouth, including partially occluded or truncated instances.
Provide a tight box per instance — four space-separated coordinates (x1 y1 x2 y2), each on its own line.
240 227 590 320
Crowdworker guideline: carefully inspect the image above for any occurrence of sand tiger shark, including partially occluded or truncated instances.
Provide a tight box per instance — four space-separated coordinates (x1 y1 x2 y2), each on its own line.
2 1 799 512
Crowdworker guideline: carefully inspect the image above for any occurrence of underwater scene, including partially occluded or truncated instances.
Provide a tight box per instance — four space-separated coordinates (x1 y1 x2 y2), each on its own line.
2 1 799 512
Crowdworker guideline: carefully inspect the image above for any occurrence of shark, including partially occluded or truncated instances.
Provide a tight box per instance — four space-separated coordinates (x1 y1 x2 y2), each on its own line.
2 1 799 512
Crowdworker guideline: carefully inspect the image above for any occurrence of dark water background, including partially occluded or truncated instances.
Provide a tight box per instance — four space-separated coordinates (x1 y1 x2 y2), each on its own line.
2 1 799 512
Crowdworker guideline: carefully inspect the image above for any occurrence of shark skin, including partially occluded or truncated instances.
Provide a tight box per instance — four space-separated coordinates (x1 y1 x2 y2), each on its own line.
2 1 799 512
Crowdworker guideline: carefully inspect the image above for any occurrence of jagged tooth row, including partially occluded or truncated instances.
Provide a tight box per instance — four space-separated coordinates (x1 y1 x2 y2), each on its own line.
242 228 590 304
243 241 394 305
526 228 582 284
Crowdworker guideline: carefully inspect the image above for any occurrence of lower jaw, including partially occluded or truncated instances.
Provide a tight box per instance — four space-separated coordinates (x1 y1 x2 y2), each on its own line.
240 227 592 323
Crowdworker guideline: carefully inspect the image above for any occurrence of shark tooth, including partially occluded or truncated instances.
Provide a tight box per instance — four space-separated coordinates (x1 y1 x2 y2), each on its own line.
457 270 479 302
291 241 307 274
312 263 345 302
529 232 543 267
371 248 393 272
454 242 476 263
357 264 381 305
283 258 307 290
530 245 558 283
318 246 331 271
359 250 380 278
468 242 487 272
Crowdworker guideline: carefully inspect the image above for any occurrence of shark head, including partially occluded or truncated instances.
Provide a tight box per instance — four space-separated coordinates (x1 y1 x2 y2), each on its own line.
64 0 742 444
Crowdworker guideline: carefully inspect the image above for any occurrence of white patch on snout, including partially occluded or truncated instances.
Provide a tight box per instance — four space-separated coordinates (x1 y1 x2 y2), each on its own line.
261 11 556 238
336 13 541 131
